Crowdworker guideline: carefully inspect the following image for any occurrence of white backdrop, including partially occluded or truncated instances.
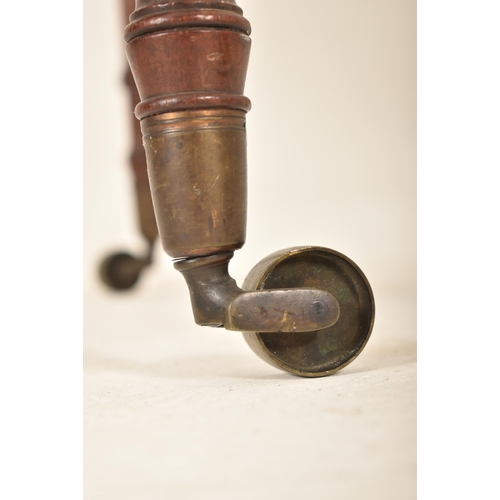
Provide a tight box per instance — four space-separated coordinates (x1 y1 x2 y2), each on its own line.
84 1 416 499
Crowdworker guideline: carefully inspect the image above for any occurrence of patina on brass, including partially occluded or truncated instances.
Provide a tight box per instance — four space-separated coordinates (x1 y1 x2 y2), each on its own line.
121 0 376 376
243 247 375 377
141 109 248 259
174 252 340 333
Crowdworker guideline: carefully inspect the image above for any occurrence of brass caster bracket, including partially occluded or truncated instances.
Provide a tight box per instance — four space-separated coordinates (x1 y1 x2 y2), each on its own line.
174 252 340 333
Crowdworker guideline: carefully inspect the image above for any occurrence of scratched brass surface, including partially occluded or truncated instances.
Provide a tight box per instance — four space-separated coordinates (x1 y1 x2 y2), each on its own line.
141 110 247 259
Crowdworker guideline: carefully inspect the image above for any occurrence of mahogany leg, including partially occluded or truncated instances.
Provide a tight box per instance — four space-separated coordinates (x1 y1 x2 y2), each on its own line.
121 0 375 377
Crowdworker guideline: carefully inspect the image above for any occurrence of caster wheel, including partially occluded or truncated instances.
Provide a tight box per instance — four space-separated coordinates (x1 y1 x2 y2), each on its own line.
99 252 146 291
242 246 375 377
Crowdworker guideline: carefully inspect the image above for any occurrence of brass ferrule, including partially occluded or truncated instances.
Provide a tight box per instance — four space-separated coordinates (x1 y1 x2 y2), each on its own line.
141 109 247 259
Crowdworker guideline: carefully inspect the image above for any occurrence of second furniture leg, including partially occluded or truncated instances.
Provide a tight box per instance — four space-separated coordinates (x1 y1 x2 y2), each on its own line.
99 0 158 291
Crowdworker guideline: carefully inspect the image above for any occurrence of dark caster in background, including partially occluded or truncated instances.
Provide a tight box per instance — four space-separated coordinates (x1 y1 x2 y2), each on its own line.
98 0 375 377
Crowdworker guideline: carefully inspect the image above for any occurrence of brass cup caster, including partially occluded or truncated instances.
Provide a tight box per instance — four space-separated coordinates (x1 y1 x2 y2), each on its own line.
99 244 154 291
242 247 375 377
122 0 376 376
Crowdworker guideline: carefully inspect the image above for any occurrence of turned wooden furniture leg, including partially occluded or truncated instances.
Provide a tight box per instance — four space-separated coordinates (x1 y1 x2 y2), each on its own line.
99 0 158 291
121 0 375 377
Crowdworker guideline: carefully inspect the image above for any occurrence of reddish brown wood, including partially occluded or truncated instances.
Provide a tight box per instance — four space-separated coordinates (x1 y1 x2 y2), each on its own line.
125 0 251 120
123 0 158 244
124 0 252 258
